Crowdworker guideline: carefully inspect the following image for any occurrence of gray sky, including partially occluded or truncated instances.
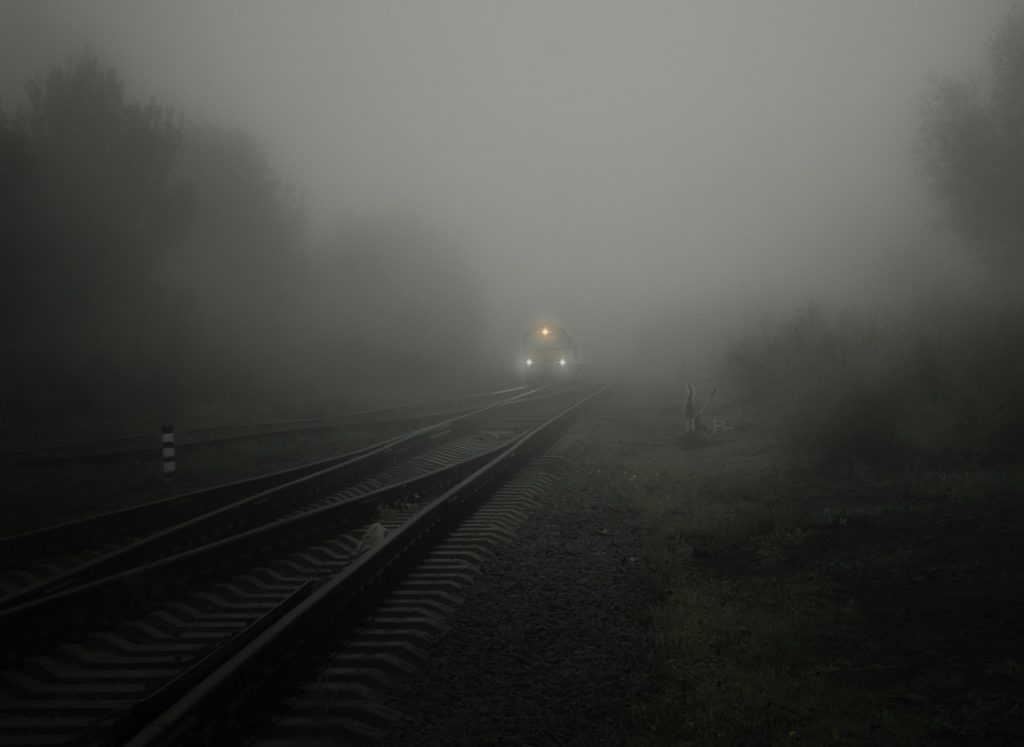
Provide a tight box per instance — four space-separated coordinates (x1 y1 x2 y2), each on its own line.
1 1 1012 367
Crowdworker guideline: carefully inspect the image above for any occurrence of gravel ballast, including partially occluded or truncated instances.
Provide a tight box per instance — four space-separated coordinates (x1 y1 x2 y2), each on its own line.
383 415 657 745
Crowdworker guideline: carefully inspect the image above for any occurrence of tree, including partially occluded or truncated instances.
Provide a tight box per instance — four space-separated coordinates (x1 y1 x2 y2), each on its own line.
918 5 1024 275
173 125 304 266
163 124 309 403
0 50 194 418
19 49 192 264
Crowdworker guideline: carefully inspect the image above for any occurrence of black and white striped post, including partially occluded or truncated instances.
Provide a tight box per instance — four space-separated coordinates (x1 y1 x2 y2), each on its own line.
161 425 176 476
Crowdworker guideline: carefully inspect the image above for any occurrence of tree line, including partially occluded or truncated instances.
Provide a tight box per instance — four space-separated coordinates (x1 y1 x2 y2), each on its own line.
722 5 1024 468
0 51 483 429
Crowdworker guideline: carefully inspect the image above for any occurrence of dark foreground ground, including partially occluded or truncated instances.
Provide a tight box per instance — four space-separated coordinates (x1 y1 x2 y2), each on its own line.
3 383 1021 744
384 418 658 745
385 384 1024 745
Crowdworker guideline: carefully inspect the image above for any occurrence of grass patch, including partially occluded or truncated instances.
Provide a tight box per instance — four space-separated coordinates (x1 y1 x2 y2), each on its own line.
632 576 935 746
596 384 1024 745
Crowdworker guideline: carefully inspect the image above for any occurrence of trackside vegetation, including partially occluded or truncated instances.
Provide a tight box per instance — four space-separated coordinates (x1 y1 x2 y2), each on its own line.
611 16 1024 736
0 50 486 432
595 383 1022 745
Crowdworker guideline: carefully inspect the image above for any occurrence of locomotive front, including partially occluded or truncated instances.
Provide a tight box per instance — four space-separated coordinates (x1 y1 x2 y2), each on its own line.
522 324 577 383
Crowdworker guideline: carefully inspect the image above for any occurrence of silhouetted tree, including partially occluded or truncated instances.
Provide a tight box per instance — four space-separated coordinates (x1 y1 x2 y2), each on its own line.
0 50 194 418
2 49 479 425
918 5 1024 275
173 125 304 268
18 49 192 270
164 123 308 403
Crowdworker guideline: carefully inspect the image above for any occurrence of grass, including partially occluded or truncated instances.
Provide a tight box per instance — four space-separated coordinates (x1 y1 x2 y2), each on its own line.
592 383 1024 746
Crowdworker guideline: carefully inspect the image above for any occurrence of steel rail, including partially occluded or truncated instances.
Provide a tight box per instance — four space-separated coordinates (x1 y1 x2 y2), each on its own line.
0 437 396 570
0 385 549 569
0 385 532 467
0 431 525 646
67 579 316 747
0 385 556 611
67 577 315 745
122 382 612 747
0 435 535 745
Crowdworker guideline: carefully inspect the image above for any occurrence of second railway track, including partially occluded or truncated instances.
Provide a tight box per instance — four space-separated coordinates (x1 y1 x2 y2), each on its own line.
0 384 562 610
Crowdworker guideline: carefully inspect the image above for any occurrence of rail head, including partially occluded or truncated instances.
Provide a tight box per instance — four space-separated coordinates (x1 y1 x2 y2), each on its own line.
121 382 613 746
0 425 522 638
0 384 556 574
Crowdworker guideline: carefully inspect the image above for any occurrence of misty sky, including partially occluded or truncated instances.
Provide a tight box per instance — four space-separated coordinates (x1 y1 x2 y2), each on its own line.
1 1 1012 364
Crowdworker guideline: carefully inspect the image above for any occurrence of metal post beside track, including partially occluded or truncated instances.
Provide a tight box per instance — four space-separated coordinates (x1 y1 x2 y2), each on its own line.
162 425 176 476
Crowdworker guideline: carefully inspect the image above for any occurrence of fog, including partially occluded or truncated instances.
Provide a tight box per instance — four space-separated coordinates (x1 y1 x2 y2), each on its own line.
0 0 1016 419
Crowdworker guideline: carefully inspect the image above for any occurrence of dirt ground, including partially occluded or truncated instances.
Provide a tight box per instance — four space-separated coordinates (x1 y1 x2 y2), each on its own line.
383 418 658 745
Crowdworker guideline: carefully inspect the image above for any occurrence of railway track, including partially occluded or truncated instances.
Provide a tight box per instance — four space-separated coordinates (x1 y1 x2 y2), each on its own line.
0 382 611 746
244 423 599 746
0 385 530 468
0 385 550 609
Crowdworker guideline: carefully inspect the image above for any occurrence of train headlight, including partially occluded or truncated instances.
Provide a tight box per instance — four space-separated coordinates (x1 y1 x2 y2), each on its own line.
559 358 567 366
526 358 533 366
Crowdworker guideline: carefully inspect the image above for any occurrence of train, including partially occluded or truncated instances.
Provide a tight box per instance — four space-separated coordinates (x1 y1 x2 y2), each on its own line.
521 323 580 383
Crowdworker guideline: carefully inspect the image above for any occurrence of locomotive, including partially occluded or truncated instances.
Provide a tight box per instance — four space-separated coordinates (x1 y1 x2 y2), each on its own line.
521 323 579 383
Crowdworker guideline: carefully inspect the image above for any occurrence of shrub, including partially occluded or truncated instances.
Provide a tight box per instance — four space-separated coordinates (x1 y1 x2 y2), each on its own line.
724 300 1024 468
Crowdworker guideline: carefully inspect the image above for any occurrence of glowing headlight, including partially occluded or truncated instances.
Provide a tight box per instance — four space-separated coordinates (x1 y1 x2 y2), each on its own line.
526 358 533 366
559 358 567 366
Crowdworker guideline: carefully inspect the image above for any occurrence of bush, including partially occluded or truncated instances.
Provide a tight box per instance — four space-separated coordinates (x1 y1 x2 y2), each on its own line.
725 300 1024 468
